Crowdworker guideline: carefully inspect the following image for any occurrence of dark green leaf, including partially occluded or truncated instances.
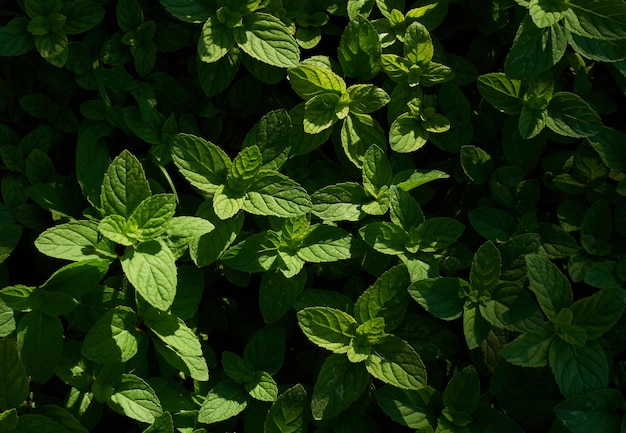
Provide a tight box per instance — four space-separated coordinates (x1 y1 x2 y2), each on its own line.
408 277 467 320
468 206 517 243
338 15 381 80
365 334 427 390
0 337 29 410
546 92 603 138
554 389 623 433
374 385 440 429
264 384 309 433
525 254 572 322
442 366 479 425
17 312 63 383
244 325 285 375
549 339 609 398
82 306 142 364
501 330 554 367
0 18 35 56
477 73 524 114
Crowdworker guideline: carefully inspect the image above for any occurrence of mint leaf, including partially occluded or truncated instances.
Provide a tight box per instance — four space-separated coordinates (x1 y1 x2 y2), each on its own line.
242 109 292 171
264 384 309 433
389 186 424 232
362 144 392 198
460 145 493 184
287 64 345 99
108 374 163 424
100 150 151 218
0 300 15 337
375 385 440 429
470 241 501 292
408 277 467 320
311 354 369 420
82 306 142 364
480 284 545 333
35 221 116 261
549 339 609 398
171 133 231 196
554 389 623 433
442 366 479 425
546 92 603 138
477 73 523 114
198 380 248 424
245 371 278 402
501 330 554 367
296 307 357 353
338 15 381 81
61 1 105 34
359 222 408 255
528 0 568 27
144 308 208 381
311 183 369 222
244 325 285 375
213 185 245 220
243 172 312 217
189 207 243 267
564 0 626 40
525 254 572 322
221 231 280 273
347 85 390 114
259 271 305 324
127 194 177 242
234 13 299 68
297 225 353 263
354 264 410 331
0 18 34 56
303 93 340 134
341 112 387 167
409 217 464 252
17 312 64 383
468 206 517 242
0 337 29 409
389 113 428 153
120 240 177 312
198 15 233 63
159 0 212 23
365 334 427 390
570 289 625 340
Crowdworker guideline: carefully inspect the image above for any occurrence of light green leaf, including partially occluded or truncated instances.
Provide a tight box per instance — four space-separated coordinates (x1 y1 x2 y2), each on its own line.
108 374 163 424
546 92 603 138
17 312 63 383
264 384 309 433
354 264 411 331
389 113 428 153
126 193 176 241
311 354 370 420
241 109 292 171
403 21 433 65
303 93 340 134
564 0 626 40
243 171 312 217
477 73 524 114
234 13 299 68
245 371 278 402
389 186 424 232
501 330 554 367
121 240 177 312
100 150 151 218
35 220 116 261
359 222 408 255
144 308 209 381
197 15 233 63
98 215 134 246
82 306 142 364
549 339 609 398
311 182 369 222
141 412 174 433
296 307 357 353
341 112 387 167
554 389 623 433
525 254 572 322
362 145 392 198
347 85 390 114
213 184 245 220
228 145 263 186
298 224 353 263
170 133 231 196
0 300 15 337
198 380 248 424
528 0 569 27
0 337 29 409
365 334 427 390
505 17 567 79
0 224 22 265
408 277 467 320
287 64 345 99
338 15 381 81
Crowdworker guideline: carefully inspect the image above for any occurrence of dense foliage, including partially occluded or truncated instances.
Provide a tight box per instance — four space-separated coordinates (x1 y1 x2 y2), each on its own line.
1 0 626 432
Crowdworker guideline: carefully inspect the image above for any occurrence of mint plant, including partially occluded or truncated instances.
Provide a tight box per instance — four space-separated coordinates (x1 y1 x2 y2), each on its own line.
1 0 626 432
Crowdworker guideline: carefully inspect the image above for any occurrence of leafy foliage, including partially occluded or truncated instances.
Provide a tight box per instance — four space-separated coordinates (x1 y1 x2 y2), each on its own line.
1 0 625 432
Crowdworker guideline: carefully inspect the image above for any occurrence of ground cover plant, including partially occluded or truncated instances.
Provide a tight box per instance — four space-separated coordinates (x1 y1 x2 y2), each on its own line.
1 0 626 431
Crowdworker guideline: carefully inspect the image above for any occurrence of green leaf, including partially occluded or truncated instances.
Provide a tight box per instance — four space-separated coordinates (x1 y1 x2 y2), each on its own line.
144 308 208 381
244 325 285 375
121 240 177 312
408 277 467 320
442 366 479 425
505 17 567 79
362 145 392 198
171 133 231 196
375 385 440 429
359 222 408 255
126 194 177 241
297 224 353 263
287 64 345 99
554 389 623 433
142 412 174 433
354 264 411 331
311 183 369 222
549 339 609 398
365 334 427 390
479 284 545 333
338 15 381 80
243 172 312 217
311 354 370 420
234 13 299 68
296 307 357 353
347 85 390 114
116 0 143 32
108 374 163 424
571 289 625 340
35 220 116 261
61 1 105 34
222 351 253 383
242 109 292 171
460 145 493 185
213 185 245 220
501 330 554 367
403 22 433 65
14 414 72 433
221 231 280 273
518 104 548 139
0 408 18 430
17 312 63 383
525 254 572 322
470 241 501 292
198 15 233 63
98 215 134 246
303 92 340 134
198 380 248 424
409 218 464 252
341 112 387 167
528 0 569 27
0 337 29 409
588 127 626 171
581 199 612 256
189 207 242 267
0 18 35 56
245 371 278 402
468 206 517 242
259 271 305 324
82 306 142 364
568 32 626 62
100 150 151 218
0 224 22 265
389 186 424 232
159 0 212 23
35 31 68 67
546 92 603 138
564 0 626 40
463 302 491 350
264 384 309 433
477 73 524 114
0 300 15 337
389 113 429 153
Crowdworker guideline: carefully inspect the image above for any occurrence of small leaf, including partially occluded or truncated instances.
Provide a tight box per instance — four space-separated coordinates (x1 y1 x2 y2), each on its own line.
460 145 493 184
108 374 163 424
198 381 248 424
296 307 357 353
389 113 429 153
100 150 151 218
362 145 392 198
